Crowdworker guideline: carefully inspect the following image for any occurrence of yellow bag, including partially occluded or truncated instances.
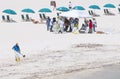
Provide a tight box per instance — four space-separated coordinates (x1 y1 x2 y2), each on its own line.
15 57 20 62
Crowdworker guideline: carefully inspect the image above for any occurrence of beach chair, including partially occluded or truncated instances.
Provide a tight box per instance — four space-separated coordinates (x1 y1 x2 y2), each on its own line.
21 14 25 21
88 10 92 15
104 9 107 15
26 14 30 21
6 15 10 22
39 13 43 22
90 10 94 15
106 9 109 14
2 15 5 21
106 9 115 15
39 13 43 19
42 14 46 20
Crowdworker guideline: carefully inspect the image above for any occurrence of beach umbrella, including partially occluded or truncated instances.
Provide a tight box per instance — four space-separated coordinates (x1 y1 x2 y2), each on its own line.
88 5 100 16
21 8 35 13
21 8 35 21
38 8 52 13
56 7 69 12
89 5 101 10
2 9 17 15
103 3 116 8
73 6 85 10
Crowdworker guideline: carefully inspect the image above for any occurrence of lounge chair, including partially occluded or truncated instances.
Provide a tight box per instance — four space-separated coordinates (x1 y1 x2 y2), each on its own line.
90 10 94 15
106 9 109 14
104 9 107 15
39 14 43 19
2 15 5 22
88 10 99 17
21 14 25 21
6 15 10 22
88 10 92 15
42 14 46 20
103 9 115 15
39 13 43 22
26 14 30 21
106 9 115 15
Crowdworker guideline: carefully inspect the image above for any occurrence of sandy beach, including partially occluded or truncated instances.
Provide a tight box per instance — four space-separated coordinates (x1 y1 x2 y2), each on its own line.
0 0 120 79
43 64 120 79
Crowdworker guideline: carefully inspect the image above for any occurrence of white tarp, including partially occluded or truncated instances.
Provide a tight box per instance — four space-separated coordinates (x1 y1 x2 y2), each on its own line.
60 10 92 18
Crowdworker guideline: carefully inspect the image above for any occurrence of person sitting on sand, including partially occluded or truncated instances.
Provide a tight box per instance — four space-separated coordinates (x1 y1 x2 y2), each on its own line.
31 19 40 24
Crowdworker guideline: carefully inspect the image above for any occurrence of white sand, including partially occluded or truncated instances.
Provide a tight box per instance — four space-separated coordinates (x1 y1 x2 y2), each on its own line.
0 0 120 79
44 64 120 79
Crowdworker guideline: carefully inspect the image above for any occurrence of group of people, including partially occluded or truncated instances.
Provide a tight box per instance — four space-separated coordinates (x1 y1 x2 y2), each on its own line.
81 18 97 33
46 16 80 33
46 16 97 34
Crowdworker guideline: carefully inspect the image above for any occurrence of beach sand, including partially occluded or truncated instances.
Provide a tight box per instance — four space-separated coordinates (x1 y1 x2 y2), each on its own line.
0 0 120 79
44 64 120 79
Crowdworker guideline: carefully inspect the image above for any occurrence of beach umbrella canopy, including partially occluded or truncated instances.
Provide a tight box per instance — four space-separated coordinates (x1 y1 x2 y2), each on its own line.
89 5 101 10
38 8 52 13
73 6 85 10
2 9 17 15
103 3 116 8
56 7 69 12
21 8 35 13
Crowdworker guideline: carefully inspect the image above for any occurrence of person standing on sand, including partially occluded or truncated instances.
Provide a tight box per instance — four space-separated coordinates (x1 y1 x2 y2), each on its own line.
12 43 25 62
53 1 56 11
88 19 93 33
46 16 51 31
92 18 97 32
58 17 64 33
68 1 72 10
50 1 56 11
